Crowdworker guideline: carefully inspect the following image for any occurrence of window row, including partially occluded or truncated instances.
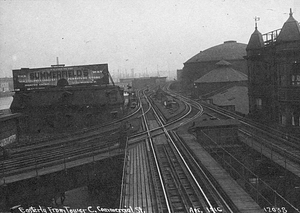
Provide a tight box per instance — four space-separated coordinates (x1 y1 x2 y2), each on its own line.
279 114 300 126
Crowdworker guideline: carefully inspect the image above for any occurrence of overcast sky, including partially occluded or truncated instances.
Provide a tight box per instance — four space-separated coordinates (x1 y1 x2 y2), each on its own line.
0 0 299 79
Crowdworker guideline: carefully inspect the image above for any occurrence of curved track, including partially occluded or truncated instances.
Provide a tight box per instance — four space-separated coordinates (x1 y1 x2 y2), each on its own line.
136 90 236 213
0 104 141 182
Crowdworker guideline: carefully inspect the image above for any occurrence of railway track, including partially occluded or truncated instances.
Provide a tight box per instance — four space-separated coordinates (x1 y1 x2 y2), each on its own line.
165 87 300 213
166 86 300 164
169 131 238 212
201 103 300 164
0 107 142 180
1 137 120 178
13 103 140 150
139 90 235 213
126 91 196 145
202 102 300 148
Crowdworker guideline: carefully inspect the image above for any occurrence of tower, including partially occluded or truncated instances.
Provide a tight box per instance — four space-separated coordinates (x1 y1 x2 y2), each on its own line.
246 16 275 121
246 9 300 135
275 9 300 128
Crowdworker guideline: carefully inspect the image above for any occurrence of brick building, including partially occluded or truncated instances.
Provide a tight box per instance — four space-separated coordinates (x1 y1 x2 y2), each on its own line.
246 9 300 135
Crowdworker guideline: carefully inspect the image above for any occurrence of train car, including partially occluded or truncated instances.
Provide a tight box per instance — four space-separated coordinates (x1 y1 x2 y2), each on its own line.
11 64 124 133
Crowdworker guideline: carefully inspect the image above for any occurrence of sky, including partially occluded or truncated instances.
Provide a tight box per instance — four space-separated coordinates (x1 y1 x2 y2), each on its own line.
0 0 299 80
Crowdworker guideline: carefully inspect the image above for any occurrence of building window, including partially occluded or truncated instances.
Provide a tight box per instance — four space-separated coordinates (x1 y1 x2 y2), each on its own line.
292 113 300 126
291 63 300 86
291 75 300 86
280 114 286 126
255 98 262 110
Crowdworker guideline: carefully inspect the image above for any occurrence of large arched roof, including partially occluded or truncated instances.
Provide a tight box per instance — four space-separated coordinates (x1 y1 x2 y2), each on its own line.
185 40 247 63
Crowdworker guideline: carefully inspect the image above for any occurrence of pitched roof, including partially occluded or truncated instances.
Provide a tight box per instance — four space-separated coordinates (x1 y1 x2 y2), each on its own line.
277 10 300 42
210 86 248 105
185 41 247 63
209 86 249 114
193 119 240 129
194 60 247 83
246 28 264 50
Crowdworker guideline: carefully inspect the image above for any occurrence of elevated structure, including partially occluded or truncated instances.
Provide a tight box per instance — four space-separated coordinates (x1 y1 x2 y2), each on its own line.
11 64 124 133
246 9 300 135
192 119 240 146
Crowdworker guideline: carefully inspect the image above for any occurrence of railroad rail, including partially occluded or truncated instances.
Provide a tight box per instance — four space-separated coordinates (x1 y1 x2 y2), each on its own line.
166 86 300 212
166 85 300 165
201 103 300 164
1 140 121 184
0 102 142 183
136 90 236 213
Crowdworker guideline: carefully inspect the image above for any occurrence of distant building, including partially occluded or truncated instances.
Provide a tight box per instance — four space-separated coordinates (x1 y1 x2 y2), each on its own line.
0 77 14 92
132 77 167 90
181 40 247 88
116 78 134 92
246 9 300 135
119 78 135 84
207 86 249 115
193 60 248 115
176 69 183 81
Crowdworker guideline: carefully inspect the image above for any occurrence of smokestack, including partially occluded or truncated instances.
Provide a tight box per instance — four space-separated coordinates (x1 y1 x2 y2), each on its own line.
51 57 65 67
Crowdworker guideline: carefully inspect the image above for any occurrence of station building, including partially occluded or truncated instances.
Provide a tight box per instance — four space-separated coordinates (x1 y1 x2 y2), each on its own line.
192 58 249 115
181 40 247 88
245 9 300 136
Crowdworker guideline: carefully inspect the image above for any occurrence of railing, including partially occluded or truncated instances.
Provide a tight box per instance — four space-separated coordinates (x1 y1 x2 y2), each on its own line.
200 130 300 212
262 29 281 46
261 21 300 46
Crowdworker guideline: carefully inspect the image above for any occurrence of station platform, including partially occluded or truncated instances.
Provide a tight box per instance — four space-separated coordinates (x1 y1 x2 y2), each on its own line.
178 131 264 213
120 140 157 212
240 133 300 178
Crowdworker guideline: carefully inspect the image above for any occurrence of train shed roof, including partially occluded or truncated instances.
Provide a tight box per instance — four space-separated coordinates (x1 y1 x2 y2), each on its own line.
192 119 240 130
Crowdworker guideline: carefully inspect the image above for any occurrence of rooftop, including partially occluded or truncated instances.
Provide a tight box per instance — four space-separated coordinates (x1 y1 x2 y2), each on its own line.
260 9 300 45
185 41 247 64
193 119 240 129
277 9 300 42
194 60 247 83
